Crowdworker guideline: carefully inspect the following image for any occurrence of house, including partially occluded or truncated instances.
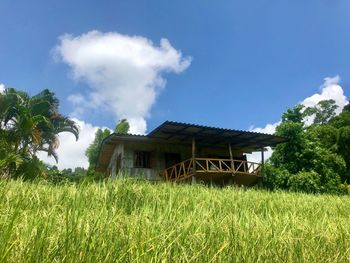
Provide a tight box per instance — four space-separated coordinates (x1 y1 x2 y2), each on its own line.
96 121 287 186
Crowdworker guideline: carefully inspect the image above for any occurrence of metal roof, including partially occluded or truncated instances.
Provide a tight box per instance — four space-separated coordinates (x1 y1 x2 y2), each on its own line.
148 121 288 150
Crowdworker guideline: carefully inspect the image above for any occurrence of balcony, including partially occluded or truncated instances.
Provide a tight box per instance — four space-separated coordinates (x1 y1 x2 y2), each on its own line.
160 158 262 186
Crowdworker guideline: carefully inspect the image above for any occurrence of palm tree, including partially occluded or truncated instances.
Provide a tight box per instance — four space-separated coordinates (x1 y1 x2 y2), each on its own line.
0 88 79 177
29 89 79 161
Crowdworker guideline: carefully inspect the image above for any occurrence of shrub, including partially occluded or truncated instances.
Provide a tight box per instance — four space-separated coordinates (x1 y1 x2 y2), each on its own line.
15 157 47 180
263 164 290 190
339 183 350 195
289 171 321 193
83 167 108 182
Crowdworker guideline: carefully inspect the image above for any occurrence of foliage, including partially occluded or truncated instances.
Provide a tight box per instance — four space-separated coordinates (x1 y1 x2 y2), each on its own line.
270 121 306 174
307 124 338 151
281 104 306 123
1 179 350 262
85 119 129 168
85 128 111 168
263 164 290 190
330 103 350 128
46 166 87 184
0 88 79 179
0 138 22 178
289 171 321 193
267 100 350 194
115 118 130 134
15 156 47 180
337 126 350 181
84 166 108 182
304 99 338 124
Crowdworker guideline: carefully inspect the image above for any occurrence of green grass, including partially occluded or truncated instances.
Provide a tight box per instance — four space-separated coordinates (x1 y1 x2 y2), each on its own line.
1 178 350 262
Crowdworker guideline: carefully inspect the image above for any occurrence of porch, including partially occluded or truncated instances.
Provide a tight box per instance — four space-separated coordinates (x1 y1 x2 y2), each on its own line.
160 157 262 186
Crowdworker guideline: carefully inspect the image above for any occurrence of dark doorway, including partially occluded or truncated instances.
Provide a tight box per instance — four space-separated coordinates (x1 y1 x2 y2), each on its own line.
164 153 181 168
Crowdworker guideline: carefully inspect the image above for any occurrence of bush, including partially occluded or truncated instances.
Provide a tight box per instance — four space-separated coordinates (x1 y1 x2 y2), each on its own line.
46 166 87 184
82 167 108 182
289 171 321 193
339 183 350 195
263 164 290 190
15 156 47 180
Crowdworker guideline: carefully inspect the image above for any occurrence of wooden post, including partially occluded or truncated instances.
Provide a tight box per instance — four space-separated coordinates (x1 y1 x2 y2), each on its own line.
261 147 265 177
192 137 197 180
228 144 235 173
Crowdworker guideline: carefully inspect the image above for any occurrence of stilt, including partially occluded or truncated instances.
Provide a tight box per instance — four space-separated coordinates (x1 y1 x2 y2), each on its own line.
192 176 197 184
261 147 265 177
228 143 234 172
191 137 197 183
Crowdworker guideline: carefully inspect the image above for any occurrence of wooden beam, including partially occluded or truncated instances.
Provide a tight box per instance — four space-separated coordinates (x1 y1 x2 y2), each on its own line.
228 143 235 173
192 137 197 177
261 147 265 177
228 143 233 159
210 132 246 145
179 127 207 142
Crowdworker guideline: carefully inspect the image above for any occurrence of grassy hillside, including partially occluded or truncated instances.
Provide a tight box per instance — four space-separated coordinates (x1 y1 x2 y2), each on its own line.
1 179 350 262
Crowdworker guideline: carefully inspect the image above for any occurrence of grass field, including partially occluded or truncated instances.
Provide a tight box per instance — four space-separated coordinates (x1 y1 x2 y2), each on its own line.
1 178 350 262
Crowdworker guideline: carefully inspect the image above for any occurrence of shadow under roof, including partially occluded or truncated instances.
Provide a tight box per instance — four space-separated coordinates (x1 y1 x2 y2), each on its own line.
148 121 288 150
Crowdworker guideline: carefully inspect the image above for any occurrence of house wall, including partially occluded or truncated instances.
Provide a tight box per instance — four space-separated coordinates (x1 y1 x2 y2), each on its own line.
108 143 124 178
108 139 245 181
119 141 192 180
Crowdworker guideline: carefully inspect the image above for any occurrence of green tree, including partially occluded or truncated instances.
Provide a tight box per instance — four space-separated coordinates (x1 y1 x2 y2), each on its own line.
268 103 346 193
270 104 307 174
329 102 350 128
337 127 350 181
0 88 79 179
327 102 350 182
307 124 338 152
85 128 111 168
270 121 306 174
305 99 338 125
85 119 129 170
115 119 130 134
281 104 306 124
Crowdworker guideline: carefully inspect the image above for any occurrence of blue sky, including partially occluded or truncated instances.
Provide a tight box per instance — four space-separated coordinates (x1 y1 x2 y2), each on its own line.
0 0 349 167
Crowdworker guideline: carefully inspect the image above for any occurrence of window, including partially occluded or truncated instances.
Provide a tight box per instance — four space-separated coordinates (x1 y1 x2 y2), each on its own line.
134 151 151 168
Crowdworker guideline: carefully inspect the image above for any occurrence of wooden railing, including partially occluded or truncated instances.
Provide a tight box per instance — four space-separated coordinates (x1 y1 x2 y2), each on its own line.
162 158 194 181
161 158 261 182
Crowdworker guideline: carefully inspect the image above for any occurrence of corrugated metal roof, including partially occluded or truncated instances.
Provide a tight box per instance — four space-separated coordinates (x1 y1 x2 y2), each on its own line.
148 121 287 148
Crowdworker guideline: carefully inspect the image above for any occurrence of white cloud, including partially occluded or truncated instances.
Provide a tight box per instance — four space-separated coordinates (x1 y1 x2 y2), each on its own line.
54 31 192 134
246 122 279 164
247 75 348 164
67 94 86 117
301 75 347 114
0 83 5 93
322 75 340 88
38 118 104 169
250 122 279 135
246 147 273 164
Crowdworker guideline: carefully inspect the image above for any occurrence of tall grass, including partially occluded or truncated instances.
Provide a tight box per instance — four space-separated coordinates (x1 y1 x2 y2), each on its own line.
0 178 350 262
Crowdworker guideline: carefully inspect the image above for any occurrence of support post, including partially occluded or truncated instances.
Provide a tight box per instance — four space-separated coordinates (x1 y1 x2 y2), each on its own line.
192 137 197 181
261 147 265 177
228 144 235 173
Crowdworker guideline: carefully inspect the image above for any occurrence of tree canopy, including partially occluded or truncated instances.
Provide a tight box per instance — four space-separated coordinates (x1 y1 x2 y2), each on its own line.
0 88 79 179
266 99 350 194
85 128 111 168
115 119 130 134
85 119 130 168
